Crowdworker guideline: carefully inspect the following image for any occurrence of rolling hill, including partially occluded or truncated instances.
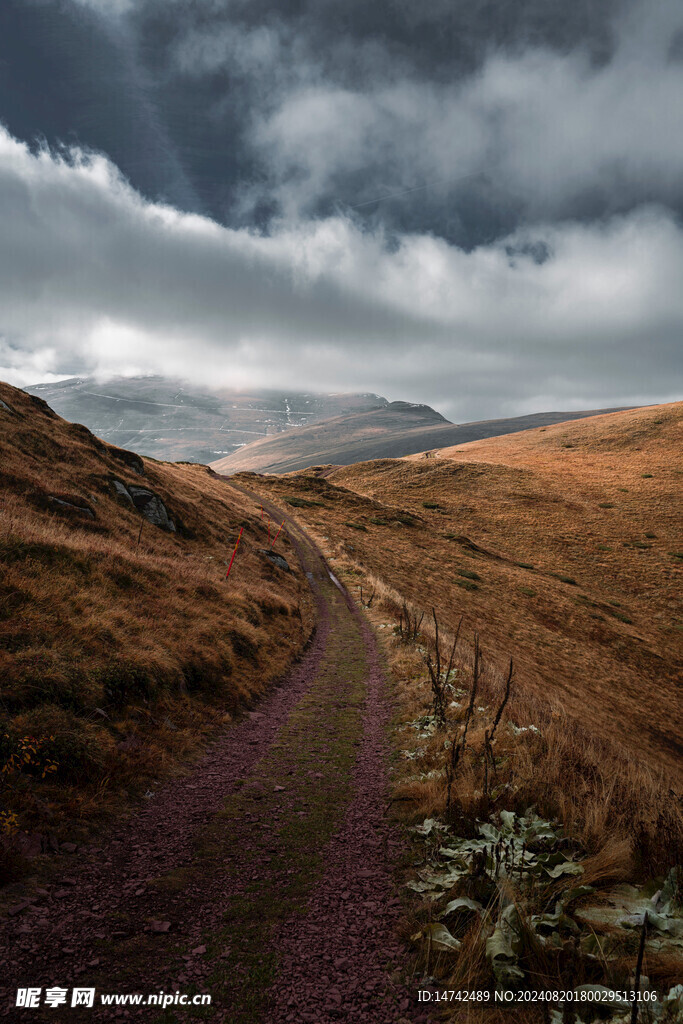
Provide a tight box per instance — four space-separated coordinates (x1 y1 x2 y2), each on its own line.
230 402 683 781
24 376 389 464
211 404 632 475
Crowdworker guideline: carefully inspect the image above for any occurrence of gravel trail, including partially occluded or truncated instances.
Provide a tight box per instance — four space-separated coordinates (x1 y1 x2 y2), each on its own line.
0 491 430 1023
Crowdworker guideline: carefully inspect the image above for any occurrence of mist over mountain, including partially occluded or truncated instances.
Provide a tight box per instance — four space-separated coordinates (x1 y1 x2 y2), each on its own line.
24 376 389 463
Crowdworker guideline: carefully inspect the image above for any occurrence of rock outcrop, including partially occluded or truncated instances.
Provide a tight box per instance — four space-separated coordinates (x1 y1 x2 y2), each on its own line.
259 549 290 572
112 479 175 531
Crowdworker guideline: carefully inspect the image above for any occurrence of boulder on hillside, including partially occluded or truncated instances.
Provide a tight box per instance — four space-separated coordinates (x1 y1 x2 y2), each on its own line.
259 549 290 572
111 479 135 506
110 479 176 531
128 485 176 531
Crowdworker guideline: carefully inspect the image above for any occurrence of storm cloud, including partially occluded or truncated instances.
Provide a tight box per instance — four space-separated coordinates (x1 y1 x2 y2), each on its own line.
0 0 681 417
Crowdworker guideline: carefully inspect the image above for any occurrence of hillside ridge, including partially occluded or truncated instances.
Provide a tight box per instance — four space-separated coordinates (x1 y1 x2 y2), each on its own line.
212 405 632 475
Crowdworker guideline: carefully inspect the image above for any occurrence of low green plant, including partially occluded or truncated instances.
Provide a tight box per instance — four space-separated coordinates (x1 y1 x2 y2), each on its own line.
284 496 324 508
455 579 478 591
458 569 481 581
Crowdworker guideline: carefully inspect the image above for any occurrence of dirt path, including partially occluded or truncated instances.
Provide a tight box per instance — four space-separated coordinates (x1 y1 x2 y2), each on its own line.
0 493 430 1023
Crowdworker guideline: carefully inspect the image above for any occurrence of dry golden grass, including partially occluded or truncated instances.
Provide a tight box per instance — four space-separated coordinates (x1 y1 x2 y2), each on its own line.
232 402 682 882
353 590 682 1013
227 404 683 1016
0 382 312 868
242 402 682 784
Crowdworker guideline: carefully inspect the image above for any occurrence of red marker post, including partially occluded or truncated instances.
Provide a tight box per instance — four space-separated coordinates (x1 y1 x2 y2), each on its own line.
225 527 244 580
271 520 285 549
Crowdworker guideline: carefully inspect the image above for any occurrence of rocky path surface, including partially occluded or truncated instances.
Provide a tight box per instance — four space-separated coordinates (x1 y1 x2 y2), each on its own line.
0 492 430 1023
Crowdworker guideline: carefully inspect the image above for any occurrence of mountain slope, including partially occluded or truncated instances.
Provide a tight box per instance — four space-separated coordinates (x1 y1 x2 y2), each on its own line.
211 405 631 475
0 380 311 865
25 376 388 463
233 402 683 780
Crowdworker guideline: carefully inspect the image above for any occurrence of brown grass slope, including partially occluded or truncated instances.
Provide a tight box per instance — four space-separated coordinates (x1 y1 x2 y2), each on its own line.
234 402 682 782
0 381 311 866
212 404 630 475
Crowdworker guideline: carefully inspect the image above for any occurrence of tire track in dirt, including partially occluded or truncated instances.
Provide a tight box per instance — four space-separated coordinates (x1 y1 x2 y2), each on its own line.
236 488 431 1024
0 488 430 1023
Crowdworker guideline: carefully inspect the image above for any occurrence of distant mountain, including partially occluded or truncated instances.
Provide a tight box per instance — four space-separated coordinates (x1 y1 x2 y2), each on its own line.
210 405 632 475
24 376 388 463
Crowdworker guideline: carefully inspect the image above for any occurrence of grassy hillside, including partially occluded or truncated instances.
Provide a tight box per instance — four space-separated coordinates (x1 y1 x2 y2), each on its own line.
0 381 311 874
228 402 683 1006
233 402 682 781
212 405 631 475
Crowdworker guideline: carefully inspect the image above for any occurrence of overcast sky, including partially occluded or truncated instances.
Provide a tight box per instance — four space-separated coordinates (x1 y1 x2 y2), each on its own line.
0 0 681 420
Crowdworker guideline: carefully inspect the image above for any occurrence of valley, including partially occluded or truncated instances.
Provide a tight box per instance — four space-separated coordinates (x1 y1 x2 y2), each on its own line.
1 382 681 1022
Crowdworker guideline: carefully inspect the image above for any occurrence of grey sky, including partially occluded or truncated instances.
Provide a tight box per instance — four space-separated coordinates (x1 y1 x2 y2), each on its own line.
0 0 681 419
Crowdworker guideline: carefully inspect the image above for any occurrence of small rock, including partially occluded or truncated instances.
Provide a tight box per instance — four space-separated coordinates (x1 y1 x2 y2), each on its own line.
60 842 78 853
8 901 32 917
48 496 95 520
259 549 290 572
150 920 171 933
112 480 134 506
191 945 206 955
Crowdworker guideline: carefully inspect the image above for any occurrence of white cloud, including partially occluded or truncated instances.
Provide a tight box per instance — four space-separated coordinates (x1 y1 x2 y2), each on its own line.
0 126 681 419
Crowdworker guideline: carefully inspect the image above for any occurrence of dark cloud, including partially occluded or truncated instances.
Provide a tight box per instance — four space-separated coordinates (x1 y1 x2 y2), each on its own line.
0 0 681 416
2 0 653 241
